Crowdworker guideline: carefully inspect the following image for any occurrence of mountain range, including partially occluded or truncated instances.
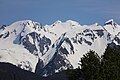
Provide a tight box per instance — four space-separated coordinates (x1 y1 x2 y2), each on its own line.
0 19 120 76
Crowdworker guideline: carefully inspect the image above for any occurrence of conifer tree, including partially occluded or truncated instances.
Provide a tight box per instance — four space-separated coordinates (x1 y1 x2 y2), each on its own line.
101 45 120 80
80 50 101 80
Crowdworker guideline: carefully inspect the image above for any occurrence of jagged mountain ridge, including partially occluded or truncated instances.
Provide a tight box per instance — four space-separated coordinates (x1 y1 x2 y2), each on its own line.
0 19 120 76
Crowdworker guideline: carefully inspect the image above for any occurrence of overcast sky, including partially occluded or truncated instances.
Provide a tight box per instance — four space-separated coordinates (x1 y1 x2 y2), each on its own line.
0 0 120 26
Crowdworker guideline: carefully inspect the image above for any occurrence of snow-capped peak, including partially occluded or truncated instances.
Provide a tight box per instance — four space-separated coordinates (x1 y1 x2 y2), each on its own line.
51 20 62 26
103 19 120 35
10 20 33 26
88 23 99 27
94 23 99 26
10 20 42 31
104 19 118 26
54 20 62 24
51 20 80 27
65 20 80 26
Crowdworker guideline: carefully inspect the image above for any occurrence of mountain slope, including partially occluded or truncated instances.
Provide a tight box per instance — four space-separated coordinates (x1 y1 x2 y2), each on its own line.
0 19 120 76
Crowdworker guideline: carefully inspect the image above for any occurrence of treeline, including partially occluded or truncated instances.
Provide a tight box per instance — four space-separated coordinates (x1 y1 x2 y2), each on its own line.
67 44 120 80
0 62 43 80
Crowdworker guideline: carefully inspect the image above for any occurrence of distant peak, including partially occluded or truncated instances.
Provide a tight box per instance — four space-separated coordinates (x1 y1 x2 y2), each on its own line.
55 20 62 24
51 20 62 26
10 20 33 26
53 20 62 25
9 20 42 31
11 20 41 26
104 19 118 26
94 23 99 26
65 20 80 26
105 19 114 24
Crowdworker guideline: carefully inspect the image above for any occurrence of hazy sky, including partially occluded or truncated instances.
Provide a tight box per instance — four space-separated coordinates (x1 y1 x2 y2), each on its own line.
0 0 120 26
